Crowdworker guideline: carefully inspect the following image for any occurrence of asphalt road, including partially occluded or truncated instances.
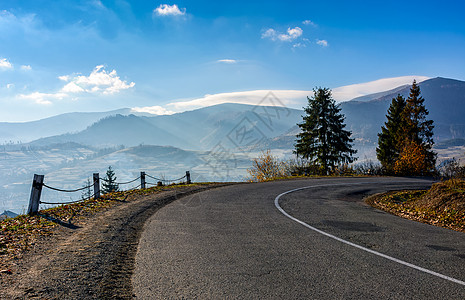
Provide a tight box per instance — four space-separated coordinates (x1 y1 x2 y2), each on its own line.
132 177 465 299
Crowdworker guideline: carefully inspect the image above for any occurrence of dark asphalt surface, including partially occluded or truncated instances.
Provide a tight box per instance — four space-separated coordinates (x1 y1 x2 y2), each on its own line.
132 177 465 299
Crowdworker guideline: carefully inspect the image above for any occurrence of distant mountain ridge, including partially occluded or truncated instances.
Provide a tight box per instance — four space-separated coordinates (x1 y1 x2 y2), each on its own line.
341 77 465 144
0 108 135 143
348 84 410 102
7 77 465 153
28 103 304 151
257 77 465 154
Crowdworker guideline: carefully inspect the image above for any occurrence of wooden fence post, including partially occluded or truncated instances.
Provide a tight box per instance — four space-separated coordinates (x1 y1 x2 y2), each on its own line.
93 173 100 199
186 171 191 184
140 172 146 189
27 174 44 215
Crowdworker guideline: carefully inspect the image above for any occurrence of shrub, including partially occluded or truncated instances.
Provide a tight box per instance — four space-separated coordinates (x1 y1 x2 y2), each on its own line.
353 160 384 175
281 157 321 176
393 141 431 176
247 150 284 182
438 158 465 179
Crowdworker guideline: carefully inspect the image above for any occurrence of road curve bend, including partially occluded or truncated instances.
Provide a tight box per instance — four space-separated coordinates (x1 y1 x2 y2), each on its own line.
133 177 465 299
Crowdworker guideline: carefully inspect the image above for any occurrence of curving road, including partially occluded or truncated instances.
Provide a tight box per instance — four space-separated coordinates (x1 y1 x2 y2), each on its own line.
132 177 465 299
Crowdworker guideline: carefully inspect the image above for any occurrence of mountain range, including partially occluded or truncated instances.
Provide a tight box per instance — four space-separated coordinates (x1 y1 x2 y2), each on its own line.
0 108 133 143
342 77 465 144
4 77 461 153
25 103 303 151
2 76 464 214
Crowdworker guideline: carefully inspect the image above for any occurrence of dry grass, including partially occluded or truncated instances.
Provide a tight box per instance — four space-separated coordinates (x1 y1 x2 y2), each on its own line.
366 179 465 232
0 183 210 272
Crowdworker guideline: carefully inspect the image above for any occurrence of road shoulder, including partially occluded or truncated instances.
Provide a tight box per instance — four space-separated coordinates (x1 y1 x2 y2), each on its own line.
0 183 232 299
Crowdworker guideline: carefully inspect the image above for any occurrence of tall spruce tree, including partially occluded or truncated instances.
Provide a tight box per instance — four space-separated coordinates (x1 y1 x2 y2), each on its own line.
399 80 436 174
294 87 357 175
102 166 119 194
376 94 407 173
376 80 436 175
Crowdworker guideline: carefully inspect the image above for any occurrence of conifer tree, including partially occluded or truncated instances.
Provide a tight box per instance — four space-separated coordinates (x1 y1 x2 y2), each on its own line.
102 166 119 194
376 80 436 175
294 87 357 175
376 94 407 173
401 80 436 173
81 177 93 200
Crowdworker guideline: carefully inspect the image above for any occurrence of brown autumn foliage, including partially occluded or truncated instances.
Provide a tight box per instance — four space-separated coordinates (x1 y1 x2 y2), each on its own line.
247 150 285 182
393 140 428 176
366 179 465 232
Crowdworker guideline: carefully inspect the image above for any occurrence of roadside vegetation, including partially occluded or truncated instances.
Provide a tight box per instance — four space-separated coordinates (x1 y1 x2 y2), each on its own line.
376 80 436 175
0 182 205 273
366 179 465 232
294 87 357 175
247 82 465 234
246 150 379 182
248 81 437 182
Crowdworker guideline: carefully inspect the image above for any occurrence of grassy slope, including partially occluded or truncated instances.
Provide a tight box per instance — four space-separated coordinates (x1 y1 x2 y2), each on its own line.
366 179 465 232
0 183 213 272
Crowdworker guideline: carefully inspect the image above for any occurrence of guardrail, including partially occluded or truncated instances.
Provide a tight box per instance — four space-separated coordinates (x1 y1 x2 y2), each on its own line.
27 170 191 215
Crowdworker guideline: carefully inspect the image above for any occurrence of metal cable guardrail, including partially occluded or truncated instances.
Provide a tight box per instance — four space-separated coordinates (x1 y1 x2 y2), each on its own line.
27 170 191 215
40 191 98 205
145 173 187 183
42 179 97 193
115 176 141 185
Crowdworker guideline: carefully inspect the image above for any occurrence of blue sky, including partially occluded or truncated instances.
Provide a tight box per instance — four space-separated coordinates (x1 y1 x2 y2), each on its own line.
1 0 465 121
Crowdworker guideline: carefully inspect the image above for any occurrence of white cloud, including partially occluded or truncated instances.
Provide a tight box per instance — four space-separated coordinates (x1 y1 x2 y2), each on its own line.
18 65 135 105
58 75 70 81
61 65 135 95
262 28 277 39
131 106 175 115
20 65 32 70
6 83 14 89
217 59 238 64
262 27 303 42
286 27 303 40
331 76 430 101
303 20 316 26
154 4 186 16
61 82 85 93
161 76 431 113
316 39 328 47
0 58 13 70
166 90 309 112
18 92 67 105
293 43 305 48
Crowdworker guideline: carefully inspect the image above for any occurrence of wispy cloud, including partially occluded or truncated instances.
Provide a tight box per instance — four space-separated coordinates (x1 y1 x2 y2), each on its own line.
0 58 13 70
131 105 175 115
166 90 309 111
292 43 306 49
262 27 303 42
316 39 328 47
217 59 238 64
302 20 316 26
331 76 430 101
157 76 431 113
154 4 186 16
20 65 31 71
0 10 40 37
19 92 66 105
